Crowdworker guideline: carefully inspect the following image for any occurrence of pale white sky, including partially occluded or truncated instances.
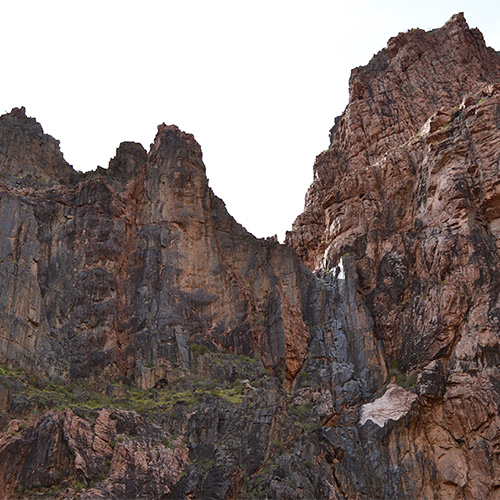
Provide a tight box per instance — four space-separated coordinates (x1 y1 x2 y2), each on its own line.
1 1 499 240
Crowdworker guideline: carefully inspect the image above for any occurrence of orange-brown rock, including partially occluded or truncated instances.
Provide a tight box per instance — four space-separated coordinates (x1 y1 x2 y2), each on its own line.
0 88 386 498
286 12 500 500
3 11 500 500
0 115 327 386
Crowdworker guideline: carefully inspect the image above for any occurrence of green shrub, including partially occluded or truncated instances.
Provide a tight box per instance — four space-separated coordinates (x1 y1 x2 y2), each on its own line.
192 343 208 355
288 401 312 421
389 360 416 389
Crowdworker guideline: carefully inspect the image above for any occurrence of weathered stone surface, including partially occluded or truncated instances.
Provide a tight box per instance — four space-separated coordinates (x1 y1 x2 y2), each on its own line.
285 12 500 500
1 11 500 500
359 383 417 427
0 117 328 388
287 13 500 270
0 408 188 499
0 108 386 497
0 107 78 185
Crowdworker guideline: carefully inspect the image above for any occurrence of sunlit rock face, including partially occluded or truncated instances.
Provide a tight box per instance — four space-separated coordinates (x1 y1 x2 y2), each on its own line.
0 107 385 497
285 12 500 500
1 12 500 500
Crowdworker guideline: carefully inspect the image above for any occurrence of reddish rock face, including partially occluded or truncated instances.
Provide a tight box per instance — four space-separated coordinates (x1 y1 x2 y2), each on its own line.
0 94 386 497
287 14 500 369
0 97 390 496
0 409 188 499
2 11 500 500
0 113 322 387
287 13 500 271
286 12 500 500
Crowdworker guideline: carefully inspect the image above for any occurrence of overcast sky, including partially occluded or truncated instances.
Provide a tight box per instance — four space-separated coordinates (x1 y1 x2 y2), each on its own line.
1 1 499 240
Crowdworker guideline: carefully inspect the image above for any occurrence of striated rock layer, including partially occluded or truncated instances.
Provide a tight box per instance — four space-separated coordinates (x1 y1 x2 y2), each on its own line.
1 11 500 500
286 12 500 500
0 108 385 497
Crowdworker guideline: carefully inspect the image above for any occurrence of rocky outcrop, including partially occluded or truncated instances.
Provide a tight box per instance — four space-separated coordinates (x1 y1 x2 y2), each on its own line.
0 409 188 499
287 13 500 270
0 258 385 498
359 383 417 427
0 102 386 497
285 12 500 500
0 114 322 386
2 11 500 500
0 107 78 186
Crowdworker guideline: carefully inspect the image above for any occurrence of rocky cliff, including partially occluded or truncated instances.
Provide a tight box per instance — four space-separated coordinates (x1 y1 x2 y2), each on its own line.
0 12 500 500
286 12 500 499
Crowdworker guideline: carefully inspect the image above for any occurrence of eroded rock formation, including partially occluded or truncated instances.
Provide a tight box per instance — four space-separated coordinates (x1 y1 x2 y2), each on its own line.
286 12 500 500
0 107 385 497
1 11 500 500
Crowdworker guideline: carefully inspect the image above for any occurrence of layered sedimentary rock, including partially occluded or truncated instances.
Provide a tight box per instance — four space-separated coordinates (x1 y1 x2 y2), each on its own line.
0 108 385 497
1 11 500 500
286 12 500 500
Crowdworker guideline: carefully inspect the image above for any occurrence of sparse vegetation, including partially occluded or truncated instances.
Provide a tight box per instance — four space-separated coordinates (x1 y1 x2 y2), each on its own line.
288 401 312 421
389 360 416 390
197 457 214 472
0 352 256 429
272 439 283 451
17 481 57 497
258 313 268 327
287 400 321 431
191 343 209 355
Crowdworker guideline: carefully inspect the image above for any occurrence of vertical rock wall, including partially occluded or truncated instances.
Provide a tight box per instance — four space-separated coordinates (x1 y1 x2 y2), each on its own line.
1 12 500 499
286 13 500 500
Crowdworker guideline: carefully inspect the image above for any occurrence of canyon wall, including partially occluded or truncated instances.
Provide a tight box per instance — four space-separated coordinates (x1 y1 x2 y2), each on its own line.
0 12 499 500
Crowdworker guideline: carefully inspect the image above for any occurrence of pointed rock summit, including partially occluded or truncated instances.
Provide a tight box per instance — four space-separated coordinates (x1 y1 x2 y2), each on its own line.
283 14 500 498
0 107 78 185
287 12 500 269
